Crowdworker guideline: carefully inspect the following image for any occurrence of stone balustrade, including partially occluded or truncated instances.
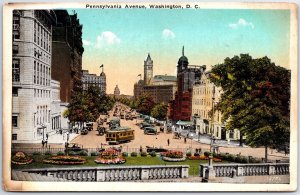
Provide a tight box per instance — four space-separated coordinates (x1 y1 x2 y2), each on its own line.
200 163 289 178
21 165 189 182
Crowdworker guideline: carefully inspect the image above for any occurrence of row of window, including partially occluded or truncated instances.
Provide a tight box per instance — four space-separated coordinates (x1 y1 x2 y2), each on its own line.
34 19 51 52
12 59 20 82
52 116 61 130
34 105 50 126
34 48 51 64
13 14 20 40
193 99 212 106
193 86 213 95
34 60 50 86
34 89 51 98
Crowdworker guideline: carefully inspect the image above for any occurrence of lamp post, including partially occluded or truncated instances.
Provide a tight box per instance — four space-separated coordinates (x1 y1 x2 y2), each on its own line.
210 86 216 152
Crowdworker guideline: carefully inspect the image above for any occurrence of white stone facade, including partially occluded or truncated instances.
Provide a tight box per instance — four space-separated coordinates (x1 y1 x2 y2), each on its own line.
192 72 241 140
50 80 61 133
82 70 106 94
12 10 56 143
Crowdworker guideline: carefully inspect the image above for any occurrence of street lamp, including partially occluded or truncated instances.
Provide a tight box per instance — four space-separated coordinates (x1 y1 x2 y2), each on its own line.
210 86 216 152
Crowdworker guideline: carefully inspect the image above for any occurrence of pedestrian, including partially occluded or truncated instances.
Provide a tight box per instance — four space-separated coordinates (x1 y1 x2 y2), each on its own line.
42 140 45 148
45 140 48 148
184 137 187 144
139 145 143 153
167 139 170 146
46 133 49 140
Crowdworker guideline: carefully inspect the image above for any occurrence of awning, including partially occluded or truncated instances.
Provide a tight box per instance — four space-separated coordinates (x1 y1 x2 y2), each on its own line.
176 120 193 126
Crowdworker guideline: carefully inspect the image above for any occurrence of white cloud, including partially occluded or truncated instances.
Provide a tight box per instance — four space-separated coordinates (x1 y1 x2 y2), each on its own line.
82 39 92 46
95 31 121 48
162 29 175 39
229 18 255 29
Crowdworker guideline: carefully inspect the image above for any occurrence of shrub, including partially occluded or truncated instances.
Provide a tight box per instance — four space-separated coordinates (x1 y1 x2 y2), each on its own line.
79 150 88 156
186 152 192 157
122 152 128 157
90 152 99 156
131 152 137 157
44 151 52 156
150 151 156 157
140 152 147 157
68 151 76 156
235 155 242 163
227 154 235 162
57 151 65 156
194 153 200 157
204 151 210 157
33 151 41 155
241 156 248 164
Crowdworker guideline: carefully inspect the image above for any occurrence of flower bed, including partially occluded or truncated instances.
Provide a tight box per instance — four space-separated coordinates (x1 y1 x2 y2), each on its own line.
43 156 86 165
162 150 185 162
187 155 209 160
95 148 125 164
11 152 33 165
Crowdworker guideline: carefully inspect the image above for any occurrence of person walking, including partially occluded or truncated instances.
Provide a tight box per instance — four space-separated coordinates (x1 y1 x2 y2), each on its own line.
42 140 45 148
167 139 170 146
46 133 49 140
184 137 187 144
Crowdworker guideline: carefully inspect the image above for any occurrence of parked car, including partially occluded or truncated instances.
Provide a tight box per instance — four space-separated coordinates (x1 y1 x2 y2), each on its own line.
80 128 88 135
144 127 158 135
86 122 93 131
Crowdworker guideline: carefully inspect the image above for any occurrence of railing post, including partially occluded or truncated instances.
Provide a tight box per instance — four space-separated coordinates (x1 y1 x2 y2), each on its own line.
181 166 189 178
268 164 275 175
236 165 244 176
96 169 106 181
141 167 149 180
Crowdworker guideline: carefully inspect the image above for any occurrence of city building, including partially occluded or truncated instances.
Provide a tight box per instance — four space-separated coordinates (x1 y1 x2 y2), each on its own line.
168 47 206 122
12 10 56 142
192 71 241 141
133 54 177 104
144 53 153 85
114 85 120 96
51 10 84 103
82 69 106 94
50 80 62 133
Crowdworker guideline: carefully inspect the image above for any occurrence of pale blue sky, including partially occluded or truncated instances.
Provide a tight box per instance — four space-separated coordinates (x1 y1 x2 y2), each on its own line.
67 9 290 95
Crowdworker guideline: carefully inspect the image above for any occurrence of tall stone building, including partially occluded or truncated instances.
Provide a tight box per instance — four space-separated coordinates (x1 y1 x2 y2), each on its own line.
192 72 241 140
144 53 153 85
133 54 177 104
12 10 56 142
168 47 206 121
82 69 106 94
51 10 84 103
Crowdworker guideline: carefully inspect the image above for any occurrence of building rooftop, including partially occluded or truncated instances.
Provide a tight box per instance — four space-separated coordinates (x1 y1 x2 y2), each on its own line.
153 75 177 81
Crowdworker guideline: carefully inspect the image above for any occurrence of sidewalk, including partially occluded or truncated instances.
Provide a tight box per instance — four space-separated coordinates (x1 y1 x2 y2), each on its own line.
24 132 80 145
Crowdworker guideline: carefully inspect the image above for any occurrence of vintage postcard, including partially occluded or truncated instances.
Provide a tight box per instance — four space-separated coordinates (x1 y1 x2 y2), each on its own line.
2 1 298 192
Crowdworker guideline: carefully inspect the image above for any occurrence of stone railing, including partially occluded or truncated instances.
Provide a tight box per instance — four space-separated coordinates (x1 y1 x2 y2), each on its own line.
200 163 289 178
21 165 189 182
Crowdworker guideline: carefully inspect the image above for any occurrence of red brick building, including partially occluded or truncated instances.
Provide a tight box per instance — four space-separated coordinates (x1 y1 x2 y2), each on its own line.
51 10 84 103
168 47 205 121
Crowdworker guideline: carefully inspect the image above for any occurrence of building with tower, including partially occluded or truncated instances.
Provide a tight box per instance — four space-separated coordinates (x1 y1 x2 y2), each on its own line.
168 46 206 121
144 53 153 85
133 54 177 104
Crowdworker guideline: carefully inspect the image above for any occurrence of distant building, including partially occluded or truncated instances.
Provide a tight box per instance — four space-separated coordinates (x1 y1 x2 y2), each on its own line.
133 54 177 104
168 47 206 121
114 85 120 96
144 53 153 85
82 69 106 94
50 80 62 132
12 10 56 142
51 10 84 103
192 72 241 140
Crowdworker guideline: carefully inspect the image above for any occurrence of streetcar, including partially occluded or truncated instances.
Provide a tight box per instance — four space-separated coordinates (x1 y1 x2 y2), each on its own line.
105 127 135 145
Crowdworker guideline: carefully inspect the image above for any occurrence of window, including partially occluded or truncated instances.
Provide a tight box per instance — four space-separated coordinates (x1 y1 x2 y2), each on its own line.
34 61 36 83
12 134 17 140
12 116 18 127
13 14 20 39
12 87 18 96
12 59 20 82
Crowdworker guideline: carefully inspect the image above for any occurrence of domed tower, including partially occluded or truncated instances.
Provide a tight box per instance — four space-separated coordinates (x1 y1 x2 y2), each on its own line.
177 46 189 73
144 53 153 85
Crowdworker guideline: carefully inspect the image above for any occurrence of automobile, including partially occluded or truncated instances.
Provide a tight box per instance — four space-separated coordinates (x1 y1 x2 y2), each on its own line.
140 122 153 129
86 122 93 131
125 115 130 120
80 128 88 135
144 127 158 135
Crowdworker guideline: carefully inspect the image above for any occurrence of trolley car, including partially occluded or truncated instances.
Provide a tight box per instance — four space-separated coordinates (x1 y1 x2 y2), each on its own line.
105 127 134 145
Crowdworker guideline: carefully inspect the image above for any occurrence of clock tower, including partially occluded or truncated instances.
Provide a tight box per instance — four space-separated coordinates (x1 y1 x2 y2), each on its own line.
144 53 153 85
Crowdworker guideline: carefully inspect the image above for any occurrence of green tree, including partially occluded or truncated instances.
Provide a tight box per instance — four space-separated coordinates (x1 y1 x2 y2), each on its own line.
136 93 155 115
210 54 290 162
151 103 168 120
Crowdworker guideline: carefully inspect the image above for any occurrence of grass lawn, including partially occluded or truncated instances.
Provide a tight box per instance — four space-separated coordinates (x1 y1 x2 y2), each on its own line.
11 155 227 176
